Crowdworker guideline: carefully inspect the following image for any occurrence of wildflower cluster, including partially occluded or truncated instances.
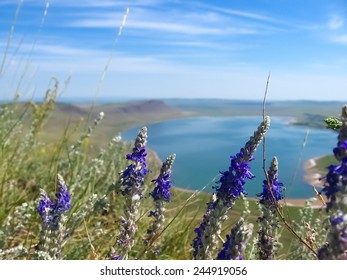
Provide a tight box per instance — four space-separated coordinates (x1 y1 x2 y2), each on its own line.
120 127 149 197
217 218 253 260
216 117 270 205
146 153 176 250
318 106 347 260
114 127 149 260
192 117 270 260
150 153 176 203
37 174 71 230
216 149 254 202
36 174 72 259
257 157 284 259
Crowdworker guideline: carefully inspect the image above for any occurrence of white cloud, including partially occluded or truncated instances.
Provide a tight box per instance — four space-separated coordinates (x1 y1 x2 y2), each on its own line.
328 15 344 30
207 6 275 22
126 20 256 35
29 43 98 56
181 11 227 24
1 0 161 8
68 6 259 36
76 19 255 36
331 34 347 44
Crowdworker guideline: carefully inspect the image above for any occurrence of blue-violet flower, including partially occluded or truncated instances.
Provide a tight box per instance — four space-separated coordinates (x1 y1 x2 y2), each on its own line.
115 127 149 260
37 174 71 230
192 117 270 260
318 106 347 259
256 157 283 260
145 154 176 252
216 218 253 260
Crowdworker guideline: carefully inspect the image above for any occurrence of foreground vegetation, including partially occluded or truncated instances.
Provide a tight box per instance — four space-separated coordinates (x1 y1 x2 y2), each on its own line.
0 89 345 259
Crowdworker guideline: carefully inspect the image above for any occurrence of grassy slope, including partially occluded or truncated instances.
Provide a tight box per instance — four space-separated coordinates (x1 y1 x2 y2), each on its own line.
35 100 190 146
309 154 339 180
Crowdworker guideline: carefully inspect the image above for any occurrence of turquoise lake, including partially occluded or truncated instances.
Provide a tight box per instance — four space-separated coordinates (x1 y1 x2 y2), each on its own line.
122 117 337 199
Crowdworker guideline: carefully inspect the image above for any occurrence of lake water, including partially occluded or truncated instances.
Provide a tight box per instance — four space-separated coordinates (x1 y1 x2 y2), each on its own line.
122 117 337 199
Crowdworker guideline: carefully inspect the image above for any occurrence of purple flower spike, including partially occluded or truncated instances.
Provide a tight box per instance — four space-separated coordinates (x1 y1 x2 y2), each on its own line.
120 127 149 197
54 174 72 214
257 157 284 204
256 157 283 260
318 106 347 259
216 149 254 203
215 117 270 206
37 191 53 225
217 218 253 260
37 174 72 230
151 154 175 202
115 127 149 260
193 117 270 260
145 154 176 250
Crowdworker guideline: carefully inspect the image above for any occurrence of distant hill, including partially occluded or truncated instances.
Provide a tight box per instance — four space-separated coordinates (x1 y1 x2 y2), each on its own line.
98 99 181 116
7 98 346 145
38 99 189 144
51 99 184 122
164 99 346 129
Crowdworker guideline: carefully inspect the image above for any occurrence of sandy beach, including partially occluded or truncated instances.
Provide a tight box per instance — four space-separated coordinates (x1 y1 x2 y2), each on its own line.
303 156 324 189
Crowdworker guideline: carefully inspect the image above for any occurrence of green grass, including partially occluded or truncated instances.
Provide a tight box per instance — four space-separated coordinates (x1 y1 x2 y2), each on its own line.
315 155 339 173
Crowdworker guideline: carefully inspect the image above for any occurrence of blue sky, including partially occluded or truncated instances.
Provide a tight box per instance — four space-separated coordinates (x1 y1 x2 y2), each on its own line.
1 0 347 101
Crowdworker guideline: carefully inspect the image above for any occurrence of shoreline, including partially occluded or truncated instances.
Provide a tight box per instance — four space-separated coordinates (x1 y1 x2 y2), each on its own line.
303 156 324 189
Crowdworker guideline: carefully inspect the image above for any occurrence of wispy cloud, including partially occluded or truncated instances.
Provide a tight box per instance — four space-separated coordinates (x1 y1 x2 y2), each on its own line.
158 40 256 54
32 43 98 56
327 14 347 44
1 0 161 7
328 15 344 30
125 20 257 35
331 34 347 44
204 3 334 33
206 6 275 22
68 6 260 36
